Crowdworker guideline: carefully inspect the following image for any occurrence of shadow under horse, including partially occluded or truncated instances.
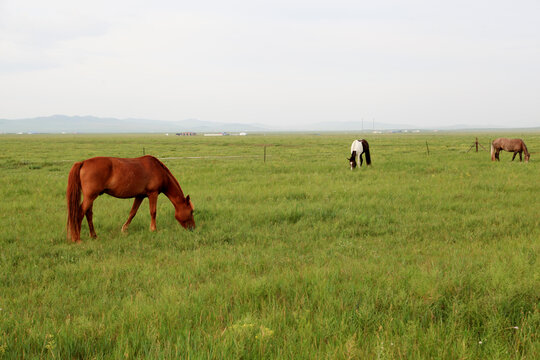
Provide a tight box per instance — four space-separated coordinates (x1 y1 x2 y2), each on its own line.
66 155 195 242
491 138 530 162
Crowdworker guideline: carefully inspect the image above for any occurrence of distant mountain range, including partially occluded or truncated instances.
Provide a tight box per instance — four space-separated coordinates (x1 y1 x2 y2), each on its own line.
0 115 268 133
308 121 417 131
0 115 538 133
1 115 408 133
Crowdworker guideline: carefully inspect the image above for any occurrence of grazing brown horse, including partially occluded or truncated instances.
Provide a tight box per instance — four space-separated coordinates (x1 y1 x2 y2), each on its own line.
491 138 530 162
66 155 195 242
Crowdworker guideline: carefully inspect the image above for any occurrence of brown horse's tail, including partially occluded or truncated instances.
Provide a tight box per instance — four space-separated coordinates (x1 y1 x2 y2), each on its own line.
66 161 83 242
490 142 495 161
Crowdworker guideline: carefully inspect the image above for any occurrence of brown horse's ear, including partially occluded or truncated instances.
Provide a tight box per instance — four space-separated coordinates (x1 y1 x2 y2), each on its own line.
185 195 190 203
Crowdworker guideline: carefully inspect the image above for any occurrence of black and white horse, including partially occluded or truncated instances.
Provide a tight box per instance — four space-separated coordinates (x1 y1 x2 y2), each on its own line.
348 139 371 169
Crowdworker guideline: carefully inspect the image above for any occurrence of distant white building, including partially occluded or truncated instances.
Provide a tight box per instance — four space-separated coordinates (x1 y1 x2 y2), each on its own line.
204 132 229 136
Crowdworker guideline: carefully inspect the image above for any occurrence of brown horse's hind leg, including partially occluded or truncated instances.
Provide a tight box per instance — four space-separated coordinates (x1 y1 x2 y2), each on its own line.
80 194 98 239
122 197 144 233
148 192 158 232
86 206 97 238
495 150 500 161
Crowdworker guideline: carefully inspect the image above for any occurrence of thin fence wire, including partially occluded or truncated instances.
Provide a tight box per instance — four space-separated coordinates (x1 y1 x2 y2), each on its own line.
5 138 513 166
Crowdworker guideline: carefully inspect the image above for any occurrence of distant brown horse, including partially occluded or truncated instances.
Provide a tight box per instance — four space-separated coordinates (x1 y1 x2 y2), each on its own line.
491 138 530 162
66 155 195 242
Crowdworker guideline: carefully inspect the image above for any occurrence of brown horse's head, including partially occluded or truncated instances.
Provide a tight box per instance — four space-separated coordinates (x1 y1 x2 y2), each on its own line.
525 153 530 162
348 151 357 170
175 195 195 230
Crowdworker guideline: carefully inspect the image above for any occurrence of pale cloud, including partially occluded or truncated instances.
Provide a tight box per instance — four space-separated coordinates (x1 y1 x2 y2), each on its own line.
1 0 539 127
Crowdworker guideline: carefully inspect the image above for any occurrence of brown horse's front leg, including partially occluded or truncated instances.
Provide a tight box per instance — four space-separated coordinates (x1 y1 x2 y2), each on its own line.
148 192 158 232
122 197 144 233
519 152 522 161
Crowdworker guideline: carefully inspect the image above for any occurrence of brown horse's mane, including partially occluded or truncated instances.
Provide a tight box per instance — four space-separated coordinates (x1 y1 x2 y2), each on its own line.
147 156 185 198
522 141 530 155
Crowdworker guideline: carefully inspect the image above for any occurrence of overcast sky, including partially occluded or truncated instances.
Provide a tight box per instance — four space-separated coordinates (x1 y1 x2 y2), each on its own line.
1 0 539 127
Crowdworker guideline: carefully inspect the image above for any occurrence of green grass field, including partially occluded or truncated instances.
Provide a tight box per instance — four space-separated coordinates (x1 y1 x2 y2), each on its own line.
0 132 539 359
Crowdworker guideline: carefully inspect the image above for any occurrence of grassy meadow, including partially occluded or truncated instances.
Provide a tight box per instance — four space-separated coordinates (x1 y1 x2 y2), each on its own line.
0 132 539 359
